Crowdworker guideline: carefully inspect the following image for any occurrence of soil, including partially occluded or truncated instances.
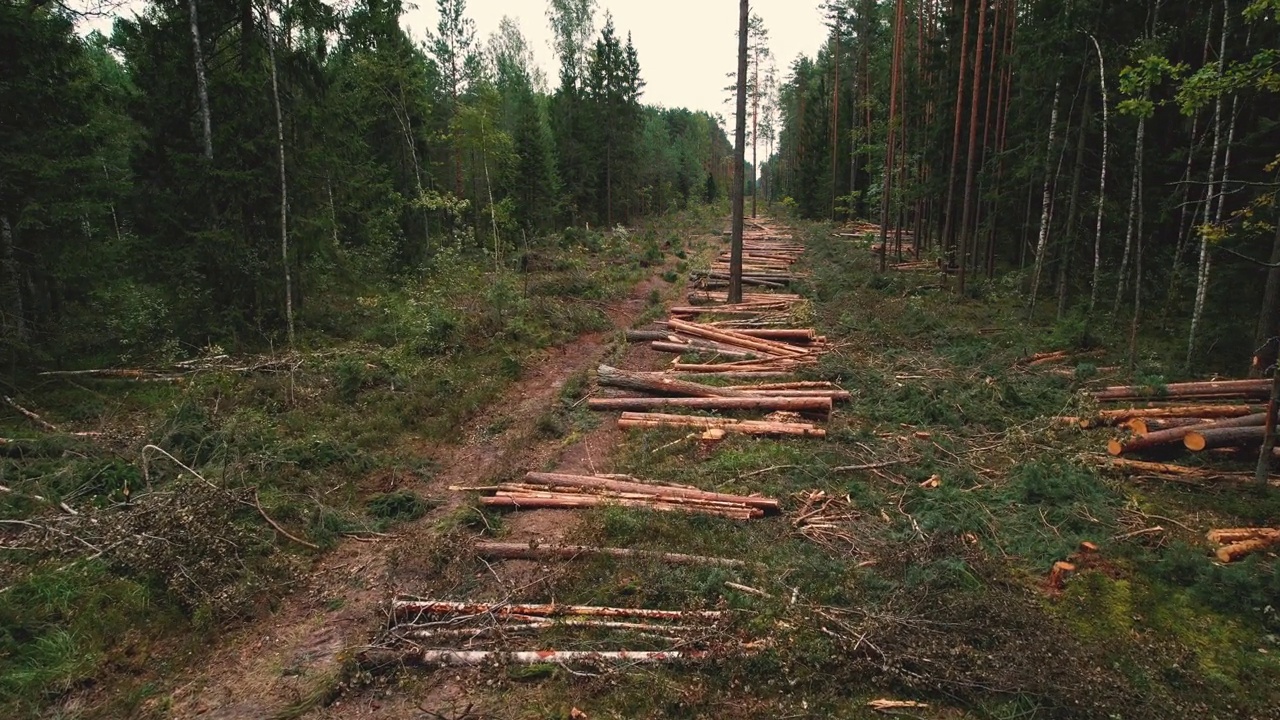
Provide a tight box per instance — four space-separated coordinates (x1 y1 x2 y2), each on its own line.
162 236 719 720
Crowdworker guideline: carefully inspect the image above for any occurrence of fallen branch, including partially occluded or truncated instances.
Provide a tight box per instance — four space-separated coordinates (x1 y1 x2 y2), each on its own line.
3 396 59 432
254 489 319 549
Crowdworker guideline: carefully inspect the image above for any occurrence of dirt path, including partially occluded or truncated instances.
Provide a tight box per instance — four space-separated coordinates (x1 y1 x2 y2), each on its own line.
164 238 716 720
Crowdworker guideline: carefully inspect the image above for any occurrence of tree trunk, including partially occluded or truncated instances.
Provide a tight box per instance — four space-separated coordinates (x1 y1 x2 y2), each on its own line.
596 365 750 398
1 214 24 343
1056 83 1091 319
473 541 751 568
1087 34 1109 314
188 0 214 162
1188 0 1230 367
522 472 781 512
729 0 749 304
587 395 832 415
878 0 906 273
1185 426 1267 452
262 4 293 347
941 0 974 264
1027 81 1060 314
956 0 988 295
1109 413 1266 456
617 412 826 438
1113 115 1145 317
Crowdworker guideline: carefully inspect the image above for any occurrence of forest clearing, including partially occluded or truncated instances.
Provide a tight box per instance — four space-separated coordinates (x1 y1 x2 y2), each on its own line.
3 0 1280 718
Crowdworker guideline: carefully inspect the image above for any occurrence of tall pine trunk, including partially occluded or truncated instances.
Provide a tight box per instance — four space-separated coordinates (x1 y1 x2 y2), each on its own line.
956 0 987 295
1087 34 1109 314
878 0 907 273
942 0 974 264
729 0 748 304
1113 114 1145 317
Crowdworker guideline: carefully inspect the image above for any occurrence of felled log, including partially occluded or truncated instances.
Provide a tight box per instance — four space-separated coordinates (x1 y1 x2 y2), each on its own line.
739 389 851 401
483 493 760 519
1094 379 1272 403
473 541 750 568
669 371 794 380
651 341 759 360
1108 413 1267 455
618 412 826 438
3 396 60 432
1126 417 1212 435
587 395 831 416
597 365 747 398
1206 528 1280 544
731 328 816 343
625 330 670 342
667 319 809 358
727 381 837 391
1184 425 1267 452
392 598 721 621
522 472 780 512
361 649 705 667
1206 528 1280 563
1081 405 1260 428
672 361 812 373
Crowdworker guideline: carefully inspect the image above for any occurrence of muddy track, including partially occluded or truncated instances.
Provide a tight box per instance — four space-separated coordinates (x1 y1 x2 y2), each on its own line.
165 238 716 720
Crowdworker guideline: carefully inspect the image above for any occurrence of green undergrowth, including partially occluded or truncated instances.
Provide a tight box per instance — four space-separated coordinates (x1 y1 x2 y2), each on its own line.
0 207 723 718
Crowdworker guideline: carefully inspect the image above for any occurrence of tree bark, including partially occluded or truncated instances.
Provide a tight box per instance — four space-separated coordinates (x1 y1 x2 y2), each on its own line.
729 0 749 304
1185 426 1267 452
473 541 751 568
955 0 987 294
1087 34 1109 314
262 4 294 347
1109 413 1266 456
587 395 831 415
188 0 214 162
597 365 750 398
941 0 974 263
618 412 826 438
1027 81 1060 314
1188 0 1230 367
522 472 781 512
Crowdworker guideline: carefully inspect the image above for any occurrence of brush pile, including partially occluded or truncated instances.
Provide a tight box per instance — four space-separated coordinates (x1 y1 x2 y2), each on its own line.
452 471 779 520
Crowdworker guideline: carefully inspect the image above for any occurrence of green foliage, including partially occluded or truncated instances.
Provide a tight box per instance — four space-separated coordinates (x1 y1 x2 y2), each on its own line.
366 491 434 523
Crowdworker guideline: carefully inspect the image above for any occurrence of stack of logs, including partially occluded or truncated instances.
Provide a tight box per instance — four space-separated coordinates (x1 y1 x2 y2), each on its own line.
365 597 726 666
1067 378 1279 563
1068 379 1275 459
453 471 780 520
623 317 824 376
702 227 805 289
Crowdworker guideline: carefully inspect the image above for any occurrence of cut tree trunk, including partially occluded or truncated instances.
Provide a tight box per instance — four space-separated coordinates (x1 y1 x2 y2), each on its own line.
521 472 780 512
1094 379 1272 402
588 396 831 416
618 412 826 438
473 542 751 568
1109 413 1266 455
481 494 760 520
1184 426 1267 452
597 365 747 398
361 649 706 667
392 598 722 621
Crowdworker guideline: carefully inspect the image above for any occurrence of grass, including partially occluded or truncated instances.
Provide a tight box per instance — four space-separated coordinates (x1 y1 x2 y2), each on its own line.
0 206 725 718
370 217 1280 719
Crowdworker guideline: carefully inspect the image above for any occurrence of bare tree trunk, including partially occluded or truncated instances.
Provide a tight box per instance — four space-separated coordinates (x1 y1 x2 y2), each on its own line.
942 0 974 264
1 214 24 343
1188 0 1230 368
188 0 214 161
752 45 759 219
956 0 988 295
729 0 748 304
1113 115 1145 316
481 112 500 268
1087 33 1109 314
262 4 293 347
831 28 840 220
1254 221 1280 354
1027 82 1060 314
1056 84 1090 320
1128 169 1145 368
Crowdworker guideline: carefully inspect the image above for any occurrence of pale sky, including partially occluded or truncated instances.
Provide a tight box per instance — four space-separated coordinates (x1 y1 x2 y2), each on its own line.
403 0 830 121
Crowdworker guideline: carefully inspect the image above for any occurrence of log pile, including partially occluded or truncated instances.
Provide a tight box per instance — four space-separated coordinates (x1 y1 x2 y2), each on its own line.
697 228 806 289
1206 528 1280 563
453 471 780 520
365 597 727 668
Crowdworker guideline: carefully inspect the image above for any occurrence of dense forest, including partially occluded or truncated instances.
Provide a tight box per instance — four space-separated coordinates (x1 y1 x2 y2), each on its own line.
760 0 1280 372
0 0 733 367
